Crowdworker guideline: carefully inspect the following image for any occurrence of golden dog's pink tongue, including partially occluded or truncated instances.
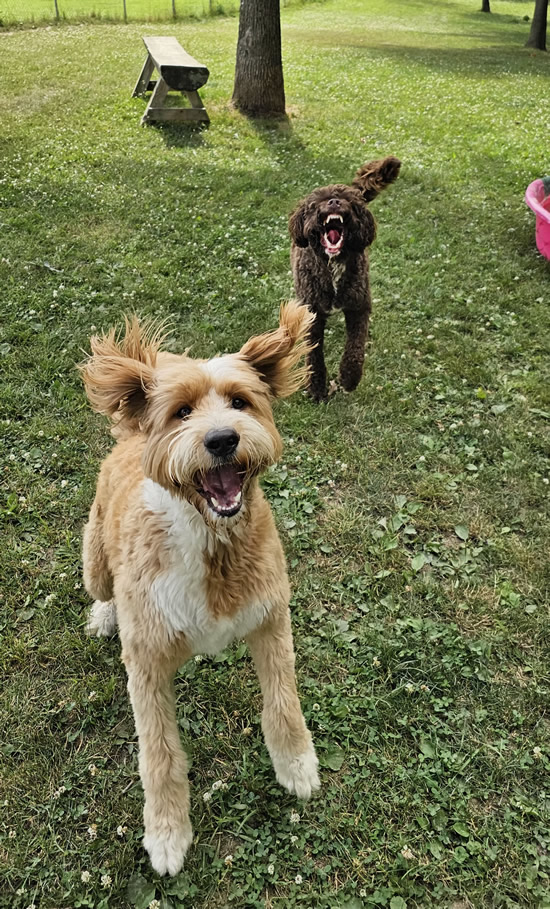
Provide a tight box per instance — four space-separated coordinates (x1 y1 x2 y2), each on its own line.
202 465 242 511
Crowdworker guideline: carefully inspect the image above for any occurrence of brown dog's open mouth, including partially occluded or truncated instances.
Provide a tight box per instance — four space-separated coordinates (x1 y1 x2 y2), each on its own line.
321 214 344 256
197 464 244 517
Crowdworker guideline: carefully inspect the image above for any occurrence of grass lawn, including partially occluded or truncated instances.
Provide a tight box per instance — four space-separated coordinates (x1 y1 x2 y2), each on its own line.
1 0 550 906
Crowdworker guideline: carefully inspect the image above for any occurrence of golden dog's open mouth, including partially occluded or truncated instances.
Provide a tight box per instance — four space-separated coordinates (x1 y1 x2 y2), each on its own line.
197 464 244 517
321 213 344 256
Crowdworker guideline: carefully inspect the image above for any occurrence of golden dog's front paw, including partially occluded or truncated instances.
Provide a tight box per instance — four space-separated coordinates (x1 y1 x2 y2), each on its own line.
272 742 320 800
144 822 193 876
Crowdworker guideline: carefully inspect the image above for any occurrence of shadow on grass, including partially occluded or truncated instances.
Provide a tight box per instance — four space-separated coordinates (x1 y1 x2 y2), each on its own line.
154 119 210 148
350 39 549 77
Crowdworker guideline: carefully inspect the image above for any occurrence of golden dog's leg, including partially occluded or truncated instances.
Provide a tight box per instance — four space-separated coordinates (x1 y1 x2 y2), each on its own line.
83 499 113 603
123 647 193 876
247 605 320 799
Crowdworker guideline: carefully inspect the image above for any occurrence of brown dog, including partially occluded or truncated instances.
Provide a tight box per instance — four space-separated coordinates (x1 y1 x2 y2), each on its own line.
80 303 319 876
289 156 401 402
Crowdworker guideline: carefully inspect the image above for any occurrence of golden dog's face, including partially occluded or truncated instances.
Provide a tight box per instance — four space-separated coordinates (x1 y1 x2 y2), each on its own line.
141 354 283 521
81 302 312 524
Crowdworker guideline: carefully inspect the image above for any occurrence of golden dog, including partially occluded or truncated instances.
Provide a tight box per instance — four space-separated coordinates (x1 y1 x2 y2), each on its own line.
80 302 320 876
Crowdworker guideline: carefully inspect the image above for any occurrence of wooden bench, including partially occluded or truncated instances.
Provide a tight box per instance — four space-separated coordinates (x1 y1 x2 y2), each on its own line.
133 36 210 125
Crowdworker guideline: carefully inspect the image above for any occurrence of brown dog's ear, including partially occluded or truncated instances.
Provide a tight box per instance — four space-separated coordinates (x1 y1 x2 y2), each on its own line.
348 204 377 251
352 155 401 203
289 202 309 248
239 301 313 398
79 317 164 431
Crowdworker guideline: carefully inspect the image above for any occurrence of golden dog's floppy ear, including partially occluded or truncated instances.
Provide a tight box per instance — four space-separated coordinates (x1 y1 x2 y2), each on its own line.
239 301 314 398
352 155 401 203
79 316 164 430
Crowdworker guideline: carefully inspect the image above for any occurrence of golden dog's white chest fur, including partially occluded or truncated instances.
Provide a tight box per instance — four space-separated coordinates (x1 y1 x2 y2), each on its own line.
142 479 272 654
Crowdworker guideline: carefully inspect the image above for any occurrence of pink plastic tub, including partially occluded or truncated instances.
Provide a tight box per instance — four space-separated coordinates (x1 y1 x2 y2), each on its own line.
525 177 550 260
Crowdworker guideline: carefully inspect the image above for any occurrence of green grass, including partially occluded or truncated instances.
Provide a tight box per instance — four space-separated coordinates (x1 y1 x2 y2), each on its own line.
1 0 550 907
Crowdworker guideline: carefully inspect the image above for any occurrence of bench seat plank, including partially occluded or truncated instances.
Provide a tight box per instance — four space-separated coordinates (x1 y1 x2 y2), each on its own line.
143 36 209 92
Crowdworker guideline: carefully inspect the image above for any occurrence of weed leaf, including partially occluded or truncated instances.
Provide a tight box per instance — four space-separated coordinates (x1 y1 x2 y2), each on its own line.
320 743 345 771
454 524 469 541
126 873 156 909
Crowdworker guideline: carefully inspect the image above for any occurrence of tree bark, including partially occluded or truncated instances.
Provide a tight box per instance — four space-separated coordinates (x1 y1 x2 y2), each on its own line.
525 0 548 50
232 0 286 117
481 0 491 12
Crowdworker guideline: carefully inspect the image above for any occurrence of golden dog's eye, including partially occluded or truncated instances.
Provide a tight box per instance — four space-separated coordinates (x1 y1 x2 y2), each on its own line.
231 397 247 410
176 405 192 419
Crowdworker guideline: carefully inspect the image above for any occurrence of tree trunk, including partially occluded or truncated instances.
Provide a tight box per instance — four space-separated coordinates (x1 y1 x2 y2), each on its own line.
525 0 548 50
232 0 286 117
481 0 491 12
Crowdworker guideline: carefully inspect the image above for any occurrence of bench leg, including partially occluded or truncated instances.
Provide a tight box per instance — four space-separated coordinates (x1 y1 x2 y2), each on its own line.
184 90 210 123
132 54 155 98
141 76 170 125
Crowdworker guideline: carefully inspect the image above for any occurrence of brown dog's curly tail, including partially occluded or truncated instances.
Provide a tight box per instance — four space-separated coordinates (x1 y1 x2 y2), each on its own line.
353 155 401 203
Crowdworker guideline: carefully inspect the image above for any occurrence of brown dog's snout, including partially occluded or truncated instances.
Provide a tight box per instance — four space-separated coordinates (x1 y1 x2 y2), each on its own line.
204 428 240 458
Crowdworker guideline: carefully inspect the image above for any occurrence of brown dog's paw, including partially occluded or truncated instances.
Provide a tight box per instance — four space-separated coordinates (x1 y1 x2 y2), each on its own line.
338 367 362 393
308 385 329 403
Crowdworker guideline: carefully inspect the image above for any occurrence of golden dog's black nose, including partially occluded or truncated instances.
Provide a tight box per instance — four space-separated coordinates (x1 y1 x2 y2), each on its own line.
204 428 240 458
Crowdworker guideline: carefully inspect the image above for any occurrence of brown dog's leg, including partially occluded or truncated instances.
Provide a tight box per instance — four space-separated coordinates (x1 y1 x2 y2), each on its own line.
247 605 320 799
339 307 370 393
307 310 329 403
123 643 193 876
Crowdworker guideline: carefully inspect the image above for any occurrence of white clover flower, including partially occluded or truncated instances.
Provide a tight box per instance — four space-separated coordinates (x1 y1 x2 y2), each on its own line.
8 829 16 839
81 871 91 883
290 835 298 844
88 691 97 701
372 656 381 667
87 824 98 840
267 863 275 875
533 746 542 760
212 780 223 791
203 791 212 802
295 874 303 884
61 479 68 488
224 854 233 866
148 901 161 909
16 888 25 896
101 874 112 888
290 810 300 825
194 654 204 663
88 763 98 777
401 845 414 860
312 703 320 712
405 682 414 694
116 825 128 837
360 889 367 898
53 785 66 799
